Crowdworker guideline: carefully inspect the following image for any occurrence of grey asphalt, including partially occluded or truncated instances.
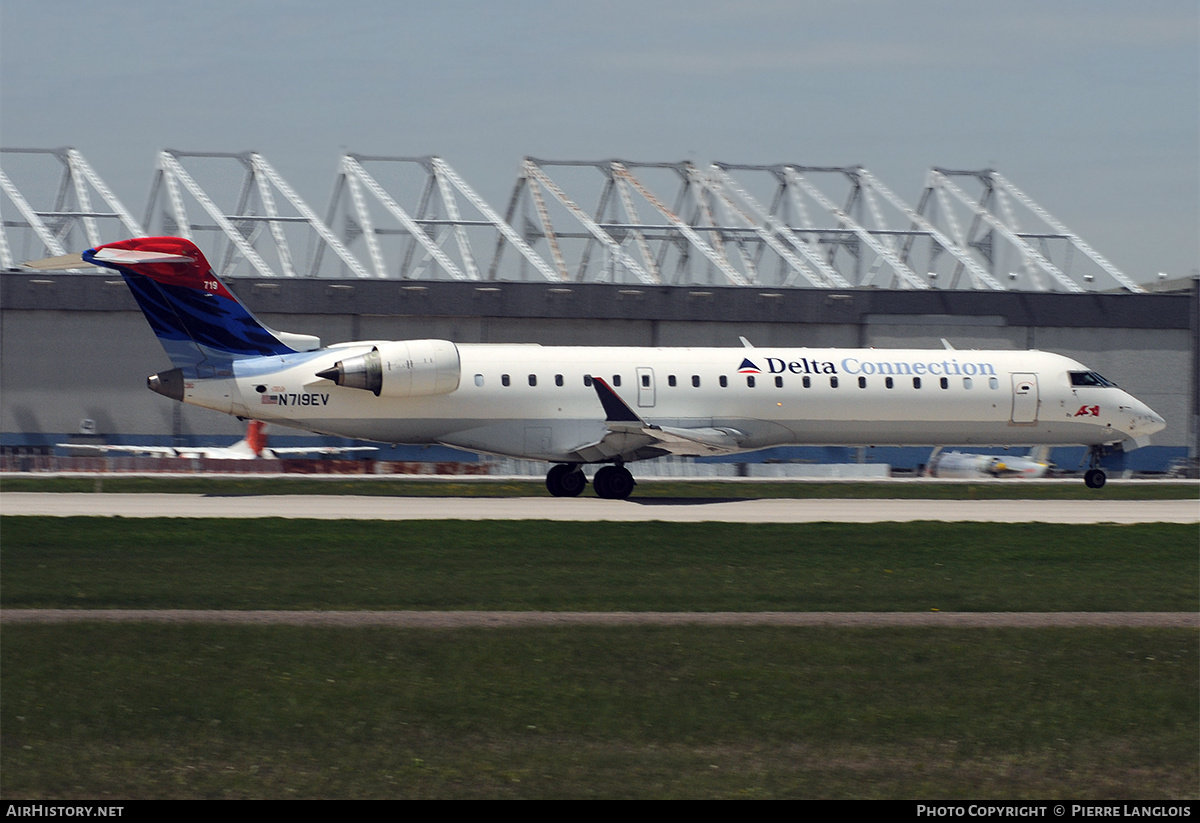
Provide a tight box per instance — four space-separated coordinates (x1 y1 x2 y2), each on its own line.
2 492 1197 523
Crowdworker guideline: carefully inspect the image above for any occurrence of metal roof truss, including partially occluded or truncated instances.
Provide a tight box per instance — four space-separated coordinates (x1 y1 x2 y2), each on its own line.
1 148 1141 292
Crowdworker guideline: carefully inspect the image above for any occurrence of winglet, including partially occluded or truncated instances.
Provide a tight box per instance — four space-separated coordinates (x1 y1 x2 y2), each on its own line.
591 377 643 423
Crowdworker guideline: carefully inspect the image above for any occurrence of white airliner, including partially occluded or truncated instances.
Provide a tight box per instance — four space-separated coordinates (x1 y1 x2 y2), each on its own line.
27 237 1166 496
57 420 377 460
924 446 1052 479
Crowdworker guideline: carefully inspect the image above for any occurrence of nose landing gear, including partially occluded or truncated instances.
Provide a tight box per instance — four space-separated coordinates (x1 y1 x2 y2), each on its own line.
1084 445 1107 489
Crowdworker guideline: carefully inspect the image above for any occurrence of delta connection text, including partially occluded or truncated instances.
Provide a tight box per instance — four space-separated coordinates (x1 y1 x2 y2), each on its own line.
747 356 999 377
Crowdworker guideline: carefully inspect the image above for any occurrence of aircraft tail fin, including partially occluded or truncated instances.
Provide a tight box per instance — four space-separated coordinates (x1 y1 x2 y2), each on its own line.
81 237 320 378
244 420 268 457
1026 446 1052 464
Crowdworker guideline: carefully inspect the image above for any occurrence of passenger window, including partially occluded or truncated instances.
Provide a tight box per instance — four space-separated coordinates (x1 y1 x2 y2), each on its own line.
612 375 621 387
913 377 922 389
830 376 839 388
474 374 484 387
555 374 563 387
501 374 511 387
802 376 811 388
641 374 650 387
858 376 867 388
583 375 593 387
668 375 677 387
528 374 537 387
885 377 894 389
692 375 701 387
940 377 948 389
989 377 999 390
720 375 728 388
746 375 756 388
775 376 783 388
963 377 972 389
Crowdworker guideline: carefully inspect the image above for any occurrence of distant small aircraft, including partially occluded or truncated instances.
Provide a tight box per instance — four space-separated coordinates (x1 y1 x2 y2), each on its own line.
924 446 1051 479
57 420 377 460
28 236 1166 495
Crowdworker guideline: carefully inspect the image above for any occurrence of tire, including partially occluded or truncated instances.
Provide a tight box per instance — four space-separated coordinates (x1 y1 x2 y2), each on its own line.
1084 468 1107 489
546 464 585 497
593 465 635 499
559 466 586 497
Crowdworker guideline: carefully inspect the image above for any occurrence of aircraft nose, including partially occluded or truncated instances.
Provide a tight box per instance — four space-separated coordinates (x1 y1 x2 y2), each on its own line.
1133 405 1166 436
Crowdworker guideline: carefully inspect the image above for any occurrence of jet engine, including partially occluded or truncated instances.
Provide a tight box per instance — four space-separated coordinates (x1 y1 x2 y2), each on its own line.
316 339 460 398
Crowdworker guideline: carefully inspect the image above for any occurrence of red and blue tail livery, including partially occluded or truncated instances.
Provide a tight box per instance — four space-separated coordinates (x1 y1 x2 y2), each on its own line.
82 237 315 378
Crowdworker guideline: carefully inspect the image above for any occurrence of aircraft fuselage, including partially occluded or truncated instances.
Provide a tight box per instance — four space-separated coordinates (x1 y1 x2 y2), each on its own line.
176 343 1163 462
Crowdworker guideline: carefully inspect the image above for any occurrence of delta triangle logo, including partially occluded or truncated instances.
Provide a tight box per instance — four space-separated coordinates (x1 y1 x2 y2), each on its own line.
737 358 761 374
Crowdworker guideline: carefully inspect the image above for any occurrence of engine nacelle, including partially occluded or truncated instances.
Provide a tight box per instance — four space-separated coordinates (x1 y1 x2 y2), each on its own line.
316 339 460 398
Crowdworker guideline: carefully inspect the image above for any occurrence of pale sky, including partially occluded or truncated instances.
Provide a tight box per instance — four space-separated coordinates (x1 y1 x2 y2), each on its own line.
2 0 1197 282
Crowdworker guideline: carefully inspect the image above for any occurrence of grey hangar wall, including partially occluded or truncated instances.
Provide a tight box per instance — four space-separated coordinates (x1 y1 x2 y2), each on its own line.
2 272 1194 464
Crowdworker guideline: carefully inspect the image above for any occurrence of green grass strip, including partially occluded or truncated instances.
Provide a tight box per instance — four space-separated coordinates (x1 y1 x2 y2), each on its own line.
3 624 1194 799
3 518 1195 611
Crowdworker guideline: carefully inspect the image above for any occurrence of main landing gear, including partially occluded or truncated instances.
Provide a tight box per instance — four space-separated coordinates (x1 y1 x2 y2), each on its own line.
544 463 637 499
592 464 636 500
1084 445 1107 489
546 464 587 497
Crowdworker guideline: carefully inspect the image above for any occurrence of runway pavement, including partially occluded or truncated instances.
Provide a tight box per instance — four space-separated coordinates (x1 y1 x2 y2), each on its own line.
2 492 1196 523
4 609 1196 627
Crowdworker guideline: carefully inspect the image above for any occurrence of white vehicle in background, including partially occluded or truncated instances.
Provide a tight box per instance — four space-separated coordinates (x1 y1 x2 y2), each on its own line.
924 446 1051 479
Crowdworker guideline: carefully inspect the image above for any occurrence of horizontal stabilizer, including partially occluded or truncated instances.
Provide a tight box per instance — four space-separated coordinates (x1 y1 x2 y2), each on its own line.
90 248 193 265
25 249 193 270
23 252 87 270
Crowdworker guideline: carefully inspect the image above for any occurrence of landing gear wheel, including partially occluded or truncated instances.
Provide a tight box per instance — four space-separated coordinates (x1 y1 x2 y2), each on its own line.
593 465 636 500
546 464 586 497
1084 468 1107 489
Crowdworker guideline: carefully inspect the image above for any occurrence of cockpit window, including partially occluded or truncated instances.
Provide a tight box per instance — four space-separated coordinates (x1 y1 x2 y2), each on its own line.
1069 371 1117 388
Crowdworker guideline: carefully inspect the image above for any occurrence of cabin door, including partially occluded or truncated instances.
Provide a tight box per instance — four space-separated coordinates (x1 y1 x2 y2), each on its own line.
636 367 656 408
1010 373 1039 424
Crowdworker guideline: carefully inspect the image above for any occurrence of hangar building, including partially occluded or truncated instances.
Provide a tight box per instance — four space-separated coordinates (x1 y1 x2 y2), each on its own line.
2 149 1195 471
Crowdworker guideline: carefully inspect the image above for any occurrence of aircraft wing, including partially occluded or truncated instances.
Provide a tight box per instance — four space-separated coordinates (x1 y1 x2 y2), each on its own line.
265 446 379 456
566 377 745 462
57 443 179 456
